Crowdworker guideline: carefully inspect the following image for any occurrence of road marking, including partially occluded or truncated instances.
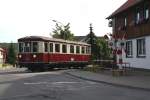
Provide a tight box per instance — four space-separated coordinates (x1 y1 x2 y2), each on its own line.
24 82 48 85
24 81 82 85
52 82 80 84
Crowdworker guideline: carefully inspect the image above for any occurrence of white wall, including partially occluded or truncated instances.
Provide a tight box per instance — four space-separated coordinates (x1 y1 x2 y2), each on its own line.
0 51 4 64
119 36 150 69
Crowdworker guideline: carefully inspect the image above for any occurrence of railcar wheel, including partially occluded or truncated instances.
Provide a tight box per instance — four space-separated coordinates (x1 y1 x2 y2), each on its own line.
28 67 36 72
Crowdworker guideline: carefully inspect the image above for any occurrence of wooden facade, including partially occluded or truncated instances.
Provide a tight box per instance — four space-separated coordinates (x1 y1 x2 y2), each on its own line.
108 0 150 39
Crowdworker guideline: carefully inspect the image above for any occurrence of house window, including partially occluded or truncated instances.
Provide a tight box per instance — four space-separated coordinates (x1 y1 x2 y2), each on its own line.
70 45 74 53
44 43 48 52
137 38 146 57
62 44 67 53
49 43 53 53
55 44 60 53
32 42 38 52
126 41 132 58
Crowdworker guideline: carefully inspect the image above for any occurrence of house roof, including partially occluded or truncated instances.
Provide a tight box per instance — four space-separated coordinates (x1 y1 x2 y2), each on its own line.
74 36 86 42
74 36 104 43
107 0 143 19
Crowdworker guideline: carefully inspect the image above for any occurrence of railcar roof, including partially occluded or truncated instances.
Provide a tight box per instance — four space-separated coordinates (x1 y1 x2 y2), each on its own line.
18 36 91 46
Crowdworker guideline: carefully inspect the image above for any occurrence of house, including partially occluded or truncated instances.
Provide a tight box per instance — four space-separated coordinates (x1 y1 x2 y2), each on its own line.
107 0 150 69
0 48 6 67
74 36 105 43
74 36 88 42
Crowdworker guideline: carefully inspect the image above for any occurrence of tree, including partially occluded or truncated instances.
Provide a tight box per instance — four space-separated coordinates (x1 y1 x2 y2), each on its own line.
85 33 111 60
51 21 74 40
85 33 97 60
96 38 111 60
7 42 16 66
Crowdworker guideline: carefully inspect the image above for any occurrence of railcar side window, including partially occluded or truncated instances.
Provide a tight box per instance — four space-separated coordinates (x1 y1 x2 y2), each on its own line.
44 42 48 52
76 46 80 54
32 42 38 52
55 44 60 53
19 43 23 52
86 46 91 54
62 44 67 53
82 46 85 54
70 45 74 53
24 42 31 52
49 43 53 52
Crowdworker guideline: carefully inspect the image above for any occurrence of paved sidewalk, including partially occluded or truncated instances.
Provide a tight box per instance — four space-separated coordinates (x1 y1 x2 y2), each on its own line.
66 69 150 91
0 66 27 74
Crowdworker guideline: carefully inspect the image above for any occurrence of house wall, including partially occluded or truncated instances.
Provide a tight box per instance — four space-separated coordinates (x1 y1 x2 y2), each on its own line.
117 35 150 69
0 52 3 62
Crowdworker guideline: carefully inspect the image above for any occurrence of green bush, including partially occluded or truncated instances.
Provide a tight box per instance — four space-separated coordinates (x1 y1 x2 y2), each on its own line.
2 63 11 67
84 65 104 72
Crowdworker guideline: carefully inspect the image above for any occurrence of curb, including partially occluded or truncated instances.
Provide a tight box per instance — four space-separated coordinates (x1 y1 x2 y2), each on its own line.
65 71 150 92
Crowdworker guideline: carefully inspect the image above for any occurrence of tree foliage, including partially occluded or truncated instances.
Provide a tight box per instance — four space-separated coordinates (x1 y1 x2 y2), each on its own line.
52 22 74 40
95 38 111 60
7 42 16 66
85 33 111 60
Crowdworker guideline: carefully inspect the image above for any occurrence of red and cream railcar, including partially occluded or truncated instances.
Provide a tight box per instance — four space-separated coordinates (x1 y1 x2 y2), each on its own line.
18 36 91 71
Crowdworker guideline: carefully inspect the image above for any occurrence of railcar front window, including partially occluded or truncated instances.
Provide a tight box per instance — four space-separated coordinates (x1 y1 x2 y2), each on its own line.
24 42 31 52
19 43 23 52
32 42 38 52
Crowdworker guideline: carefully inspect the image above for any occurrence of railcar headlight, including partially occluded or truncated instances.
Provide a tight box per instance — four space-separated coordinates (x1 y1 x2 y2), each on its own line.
19 55 22 58
33 54 37 58
71 58 74 61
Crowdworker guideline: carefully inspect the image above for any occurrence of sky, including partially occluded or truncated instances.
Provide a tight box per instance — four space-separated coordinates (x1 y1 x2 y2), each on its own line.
0 0 127 43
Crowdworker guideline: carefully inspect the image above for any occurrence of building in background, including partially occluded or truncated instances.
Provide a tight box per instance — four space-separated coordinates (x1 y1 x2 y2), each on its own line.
107 0 150 69
0 48 6 67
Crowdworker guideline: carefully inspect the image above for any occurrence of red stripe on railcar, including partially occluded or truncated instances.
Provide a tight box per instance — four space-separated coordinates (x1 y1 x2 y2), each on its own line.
18 53 90 63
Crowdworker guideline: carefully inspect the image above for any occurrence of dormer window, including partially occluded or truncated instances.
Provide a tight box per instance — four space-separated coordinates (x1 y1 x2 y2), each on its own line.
108 20 112 27
144 7 149 20
124 17 127 27
136 11 140 24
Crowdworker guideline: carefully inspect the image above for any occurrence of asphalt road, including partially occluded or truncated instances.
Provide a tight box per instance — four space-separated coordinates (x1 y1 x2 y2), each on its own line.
0 70 150 100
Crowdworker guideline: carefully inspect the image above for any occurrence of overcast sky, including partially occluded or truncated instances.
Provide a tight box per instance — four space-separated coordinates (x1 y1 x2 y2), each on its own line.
0 0 127 42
